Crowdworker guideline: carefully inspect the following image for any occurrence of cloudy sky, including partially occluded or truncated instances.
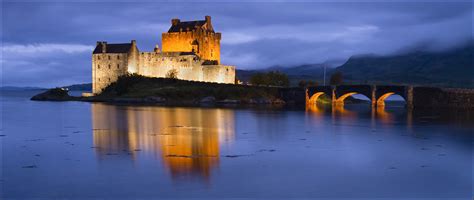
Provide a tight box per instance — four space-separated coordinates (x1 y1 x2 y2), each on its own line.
1 1 472 87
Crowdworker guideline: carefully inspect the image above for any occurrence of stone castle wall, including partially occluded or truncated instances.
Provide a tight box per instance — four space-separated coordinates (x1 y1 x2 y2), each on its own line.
92 53 129 94
92 51 235 94
162 31 221 63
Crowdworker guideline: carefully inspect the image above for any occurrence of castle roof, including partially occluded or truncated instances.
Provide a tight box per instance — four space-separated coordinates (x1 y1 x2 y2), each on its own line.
168 20 207 33
167 16 214 33
93 42 133 54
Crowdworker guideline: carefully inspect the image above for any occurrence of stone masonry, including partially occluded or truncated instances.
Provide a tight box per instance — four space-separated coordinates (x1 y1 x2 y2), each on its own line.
91 16 235 94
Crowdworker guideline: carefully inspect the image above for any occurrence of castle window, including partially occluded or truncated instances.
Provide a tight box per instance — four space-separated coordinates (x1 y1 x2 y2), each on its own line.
117 55 120 59
108 64 111 69
108 55 111 60
97 56 101 60
98 65 100 69
108 78 111 81
98 78 101 81
117 64 120 69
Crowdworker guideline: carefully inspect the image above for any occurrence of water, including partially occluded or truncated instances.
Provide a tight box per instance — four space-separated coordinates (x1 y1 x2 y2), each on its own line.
1 91 473 199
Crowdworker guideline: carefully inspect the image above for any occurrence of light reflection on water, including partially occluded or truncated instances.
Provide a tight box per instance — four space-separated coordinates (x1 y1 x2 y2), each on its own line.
2 91 473 198
91 104 235 180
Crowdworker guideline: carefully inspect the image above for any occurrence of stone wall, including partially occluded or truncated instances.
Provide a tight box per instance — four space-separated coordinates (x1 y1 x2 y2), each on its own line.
162 30 221 63
202 65 235 84
92 50 235 94
92 53 129 94
413 87 474 108
138 53 203 81
138 52 234 83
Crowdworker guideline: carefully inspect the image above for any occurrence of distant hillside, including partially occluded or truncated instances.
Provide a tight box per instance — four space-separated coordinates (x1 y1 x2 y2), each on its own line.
62 83 92 91
335 43 474 87
238 43 473 88
1 86 46 91
237 64 328 86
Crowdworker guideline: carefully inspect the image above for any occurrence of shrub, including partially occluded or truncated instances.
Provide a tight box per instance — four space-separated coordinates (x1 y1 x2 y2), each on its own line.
166 69 178 79
330 72 343 85
249 71 289 87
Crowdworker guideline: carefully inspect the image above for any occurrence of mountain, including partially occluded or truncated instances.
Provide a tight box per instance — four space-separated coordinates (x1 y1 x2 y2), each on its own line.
237 43 473 88
335 43 473 87
1 86 46 91
237 64 329 85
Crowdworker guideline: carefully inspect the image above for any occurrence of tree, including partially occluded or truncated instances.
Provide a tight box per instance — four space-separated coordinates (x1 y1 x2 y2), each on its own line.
249 72 266 86
298 80 318 88
266 71 289 87
249 71 289 87
330 71 343 85
298 80 307 88
166 69 178 79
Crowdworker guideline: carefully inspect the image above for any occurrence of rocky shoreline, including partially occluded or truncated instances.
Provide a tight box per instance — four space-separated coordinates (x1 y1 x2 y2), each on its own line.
30 88 288 106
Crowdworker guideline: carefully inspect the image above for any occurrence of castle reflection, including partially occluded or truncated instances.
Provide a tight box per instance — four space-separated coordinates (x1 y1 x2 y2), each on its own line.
91 103 235 180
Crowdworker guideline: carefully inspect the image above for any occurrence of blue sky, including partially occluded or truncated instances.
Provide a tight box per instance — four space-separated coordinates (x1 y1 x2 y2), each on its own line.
1 1 472 87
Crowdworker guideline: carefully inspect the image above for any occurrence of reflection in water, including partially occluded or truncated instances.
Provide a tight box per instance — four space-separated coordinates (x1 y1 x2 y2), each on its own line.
91 103 235 180
306 103 411 127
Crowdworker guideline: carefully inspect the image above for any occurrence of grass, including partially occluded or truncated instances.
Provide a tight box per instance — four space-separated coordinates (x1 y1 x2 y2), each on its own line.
98 74 282 102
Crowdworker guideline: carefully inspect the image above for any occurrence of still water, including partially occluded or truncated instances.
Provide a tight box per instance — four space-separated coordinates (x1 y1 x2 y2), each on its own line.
1 91 473 199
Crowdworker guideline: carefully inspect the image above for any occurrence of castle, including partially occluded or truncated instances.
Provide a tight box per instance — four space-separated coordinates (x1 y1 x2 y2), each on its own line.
90 16 235 94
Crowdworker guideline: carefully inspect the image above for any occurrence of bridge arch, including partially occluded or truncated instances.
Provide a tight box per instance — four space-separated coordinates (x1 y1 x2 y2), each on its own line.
376 92 406 107
307 92 331 104
335 92 371 105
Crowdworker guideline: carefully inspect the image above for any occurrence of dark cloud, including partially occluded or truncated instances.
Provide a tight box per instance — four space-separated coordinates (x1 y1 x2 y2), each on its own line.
1 1 472 87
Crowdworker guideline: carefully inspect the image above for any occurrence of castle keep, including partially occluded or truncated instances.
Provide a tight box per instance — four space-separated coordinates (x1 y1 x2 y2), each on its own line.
91 16 235 94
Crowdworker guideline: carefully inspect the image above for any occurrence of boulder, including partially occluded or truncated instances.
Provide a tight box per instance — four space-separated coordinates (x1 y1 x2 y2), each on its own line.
145 96 166 103
217 99 240 104
200 96 216 104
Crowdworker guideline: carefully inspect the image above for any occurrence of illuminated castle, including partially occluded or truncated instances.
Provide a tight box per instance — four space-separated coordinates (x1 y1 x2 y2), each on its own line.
90 16 235 94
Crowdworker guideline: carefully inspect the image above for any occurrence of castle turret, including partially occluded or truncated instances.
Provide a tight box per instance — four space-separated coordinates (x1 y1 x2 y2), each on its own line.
127 40 139 74
154 44 161 53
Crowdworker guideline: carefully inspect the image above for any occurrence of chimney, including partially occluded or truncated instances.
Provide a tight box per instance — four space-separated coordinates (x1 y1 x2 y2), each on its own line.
171 18 180 26
205 16 211 23
101 41 107 53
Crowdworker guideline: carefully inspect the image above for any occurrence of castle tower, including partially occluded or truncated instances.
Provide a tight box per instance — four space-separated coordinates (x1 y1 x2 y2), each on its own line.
161 16 221 64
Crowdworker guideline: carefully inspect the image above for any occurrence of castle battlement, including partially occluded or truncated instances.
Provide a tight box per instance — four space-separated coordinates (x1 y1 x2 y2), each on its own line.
90 16 235 94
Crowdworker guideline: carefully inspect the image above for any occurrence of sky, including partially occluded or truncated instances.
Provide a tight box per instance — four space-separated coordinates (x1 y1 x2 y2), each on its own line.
1 1 473 87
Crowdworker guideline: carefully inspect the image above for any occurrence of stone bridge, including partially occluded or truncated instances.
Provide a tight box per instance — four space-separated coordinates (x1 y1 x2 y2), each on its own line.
305 85 413 107
278 85 474 108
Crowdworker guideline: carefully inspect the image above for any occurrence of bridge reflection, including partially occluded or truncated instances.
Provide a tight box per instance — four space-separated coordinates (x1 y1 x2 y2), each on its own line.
91 103 235 180
306 103 412 127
